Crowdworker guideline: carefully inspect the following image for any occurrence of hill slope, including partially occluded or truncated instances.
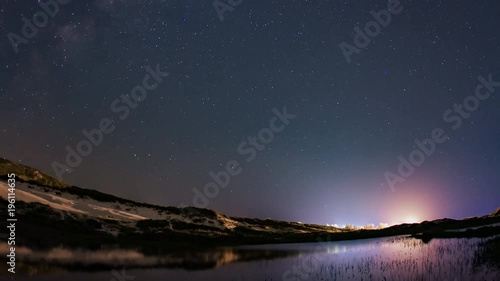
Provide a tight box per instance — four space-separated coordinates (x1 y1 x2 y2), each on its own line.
0 156 499 254
0 158 69 188
491 208 500 217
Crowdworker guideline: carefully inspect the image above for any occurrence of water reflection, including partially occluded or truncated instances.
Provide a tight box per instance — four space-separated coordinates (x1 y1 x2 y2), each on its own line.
2 236 500 281
0 242 305 273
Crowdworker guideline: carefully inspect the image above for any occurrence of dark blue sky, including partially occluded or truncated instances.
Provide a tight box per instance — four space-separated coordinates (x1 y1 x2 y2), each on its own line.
1 0 499 226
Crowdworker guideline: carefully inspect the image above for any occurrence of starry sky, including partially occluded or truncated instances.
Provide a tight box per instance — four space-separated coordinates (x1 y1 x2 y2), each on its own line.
1 0 499 226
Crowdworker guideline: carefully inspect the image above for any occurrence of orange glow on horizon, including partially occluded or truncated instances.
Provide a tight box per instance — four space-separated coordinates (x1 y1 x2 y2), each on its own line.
382 185 437 226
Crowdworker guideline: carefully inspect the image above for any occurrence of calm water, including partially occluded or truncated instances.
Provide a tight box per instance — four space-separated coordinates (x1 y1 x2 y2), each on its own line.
7 236 500 281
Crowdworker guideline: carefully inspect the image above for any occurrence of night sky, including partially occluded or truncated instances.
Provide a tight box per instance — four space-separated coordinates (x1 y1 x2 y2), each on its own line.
1 0 499 226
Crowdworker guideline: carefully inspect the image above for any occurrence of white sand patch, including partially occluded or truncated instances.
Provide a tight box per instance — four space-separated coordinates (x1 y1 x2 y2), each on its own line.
0 182 87 214
30 189 76 206
87 204 148 220
217 214 239 229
